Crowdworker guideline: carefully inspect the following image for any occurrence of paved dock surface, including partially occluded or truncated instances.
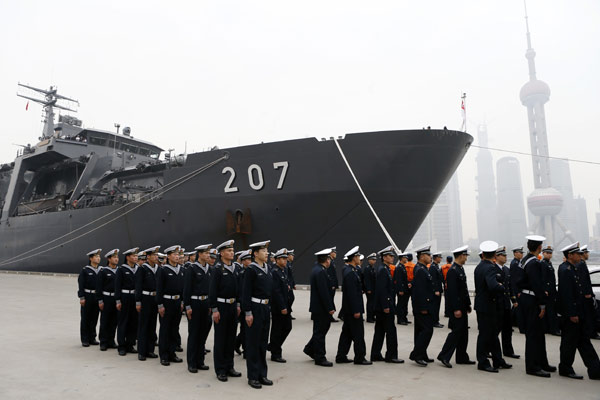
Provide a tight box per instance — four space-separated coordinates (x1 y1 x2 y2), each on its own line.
0 273 598 399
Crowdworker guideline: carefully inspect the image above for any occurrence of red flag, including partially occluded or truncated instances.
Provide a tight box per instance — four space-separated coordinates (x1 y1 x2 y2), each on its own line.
25 101 29 111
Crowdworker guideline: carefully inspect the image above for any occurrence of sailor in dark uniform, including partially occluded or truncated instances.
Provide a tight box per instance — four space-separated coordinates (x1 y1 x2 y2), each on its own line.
208 249 218 267
269 248 293 364
557 242 600 380
495 246 519 359
518 235 556 377
235 250 252 357
97 249 119 351
336 246 371 365
115 247 139 356
363 253 377 323
243 241 274 389
578 246 599 340
304 248 336 367
172 248 186 353
78 249 102 347
328 247 340 322
184 244 213 373
395 252 410 325
371 245 403 364
437 246 474 368
510 246 525 333
286 249 297 320
541 246 560 336
210 240 242 382
430 252 444 328
158 253 166 266
135 246 160 361
409 245 436 366
156 245 184 366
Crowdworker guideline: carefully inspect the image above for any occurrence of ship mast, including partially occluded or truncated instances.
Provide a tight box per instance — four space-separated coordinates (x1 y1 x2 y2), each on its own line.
16 83 79 138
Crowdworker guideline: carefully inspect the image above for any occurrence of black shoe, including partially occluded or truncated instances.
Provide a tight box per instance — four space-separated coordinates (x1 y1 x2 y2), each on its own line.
542 365 557 373
175 345 183 352
505 354 520 359
90 340 99 345
424 357 434 363
406 320 412 324
118 350 126 356
559 372 583 380
82 342 90 347
303 348 315 360
227 368 242 377
235 346 242 355
138 355 146 361
414 359 427 367
248 379 261 389
366 319 375 323
438 359 452 368
331 318 339 323
550 331 561 336
434 323 444 328
291 316 296 320
126 347 137 354
354 359 372 365
259 377 273 386
478 365 498 373
217 374 228 382
385 358 404 364
271 356 287 363
205 348 211 353
591 334 600 340
147 352 158 359
160 359 170 366
188 367 198 373
335 357 353 364
169 355 183 363
398 321 408 325
198 364 209 371
371 355 385 362
315 359 333 367
108 343 118 349
100 345 107 351
456 360 476 365
527 370 551 378
495 362 512 369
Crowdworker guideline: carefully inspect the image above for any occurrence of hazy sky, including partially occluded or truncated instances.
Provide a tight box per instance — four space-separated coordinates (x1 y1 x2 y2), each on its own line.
1 0 599 241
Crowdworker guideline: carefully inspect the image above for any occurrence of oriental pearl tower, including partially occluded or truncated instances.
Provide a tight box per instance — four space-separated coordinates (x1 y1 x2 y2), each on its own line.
520 2 574 246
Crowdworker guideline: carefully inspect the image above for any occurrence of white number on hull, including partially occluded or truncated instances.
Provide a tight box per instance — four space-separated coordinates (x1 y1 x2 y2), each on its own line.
248 164 264 190
273 161 288 190
222 167 239 193
223 161 289 193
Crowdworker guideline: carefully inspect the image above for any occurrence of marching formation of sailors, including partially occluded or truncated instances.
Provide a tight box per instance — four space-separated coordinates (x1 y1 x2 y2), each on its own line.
78 236 600 388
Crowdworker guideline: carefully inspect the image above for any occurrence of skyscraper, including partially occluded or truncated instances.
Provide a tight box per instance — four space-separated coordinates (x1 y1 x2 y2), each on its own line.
475 124 497 242
496 157 528 248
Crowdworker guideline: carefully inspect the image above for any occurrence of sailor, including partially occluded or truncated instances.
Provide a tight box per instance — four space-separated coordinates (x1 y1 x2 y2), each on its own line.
442 255 453 318
173 247 186 353
242 241 274 389
430 252 444 328
336 246 371 365
184 244 213 373
370 245 403 363
578 246 599 340
156 245 184 366
235 250 252 357
557 243 600 380
541 246 560 336
209 240 242 382
495 246 519 359
269 248 293 364
437 246 475 368
157 253 166 266
394 252 409 325
303 248 336 367
409 245 435 366
208 249 218 267
328 247 340 322
363 253 377 323
184 251 197 270
97 249 119 351
78 249 102 347
518 235 556 377
136 250 146 267
115 247 139 356
135 246 160 361
286 250 297 320
510 246 526 333
473 241 510 373
404 253 415 314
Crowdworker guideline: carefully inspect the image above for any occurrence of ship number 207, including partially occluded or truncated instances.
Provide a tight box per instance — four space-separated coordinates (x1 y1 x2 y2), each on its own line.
222 162 289 193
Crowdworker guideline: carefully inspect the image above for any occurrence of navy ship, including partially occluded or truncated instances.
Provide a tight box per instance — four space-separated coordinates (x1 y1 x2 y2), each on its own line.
0 83 472 283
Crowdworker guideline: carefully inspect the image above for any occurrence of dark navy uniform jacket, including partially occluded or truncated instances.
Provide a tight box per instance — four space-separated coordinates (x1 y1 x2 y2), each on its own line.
271 266 290 313
327 261 339 290
429 262 444 293
558 261 585 318
78 265 100 299
374 263 395 312
517 253 547 306
341 264 364 316
541 259 557 298
183 262 211 309
96 266 117 304
411 262 435 314
509 258 523 298
135 263 158 305
209 262 239 311
156 263 184 306
309 263 335 315
496 264 512 310
577 261 593 297
502 265 516 305
234 262 246 300
445 263 471 312
286 262 296 288
242 262 273 316
362 264 376 294
474 259 504 313
394 263 408 294
115 264 137 303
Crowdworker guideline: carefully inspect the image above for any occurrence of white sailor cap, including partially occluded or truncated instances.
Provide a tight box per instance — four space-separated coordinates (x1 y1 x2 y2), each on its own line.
184 251 195 256
157 253 166 258
330 247 337 253
495 246 507 256
123 247 139 256
216 240 235 252
414 245 432 255
249 240 270 250
560 242 582 255
87 248 102 257
234 251 244 259
209 248 218 258
344 246 360 260
542 245 554 253
164 245 181 255
240 250 252 260
432 251 442 257
104 249 119 258
288 249 295 256
526 235 546 243
479 241 499 253
274 248 288 258
452 245 469 256
137 250 146 257
378 245 396 257
179 248 186 253
512 246 524 253
581 245 589 253
359 254 364 261
143 246 160 255
398 252 409 258
315 248 333 256
367 252 377 260
195 244 212 252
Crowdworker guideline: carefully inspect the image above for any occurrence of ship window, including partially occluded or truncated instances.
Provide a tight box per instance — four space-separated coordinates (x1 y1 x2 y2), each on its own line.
138 147 150 156
88 136 106 146
108 140 115 149
120 142 139 154
150 151 159 159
